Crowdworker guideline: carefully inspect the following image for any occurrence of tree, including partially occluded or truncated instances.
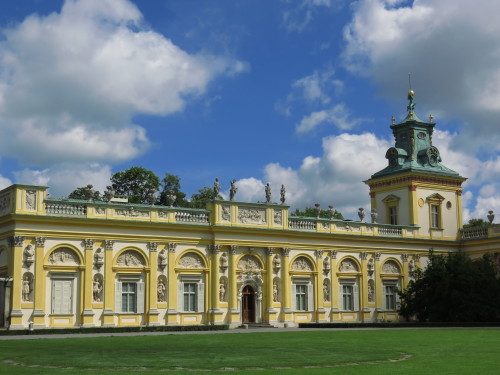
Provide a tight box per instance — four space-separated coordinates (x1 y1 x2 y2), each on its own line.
158 173 188 207
398 251 500 322
463 218 489 229
189 186 218 209
110 167 160 204
293 207 344 220
68 184 101 201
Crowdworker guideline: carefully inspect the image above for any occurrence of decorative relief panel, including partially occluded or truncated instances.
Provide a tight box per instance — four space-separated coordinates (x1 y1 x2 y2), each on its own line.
273 209 282 225
382 260 401 274
0 193 10 216
178 253 204 269
339 258 359 272
291 256 313 271
221 205 231 222
237 207 267 225
48 248 80 265
116 250 146 267
115 207 150 218
95 207 106 215
237 255 263 271
368 279 375 302
25 190 37 211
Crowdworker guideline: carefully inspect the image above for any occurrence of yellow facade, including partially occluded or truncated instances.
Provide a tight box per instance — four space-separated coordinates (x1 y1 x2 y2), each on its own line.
0 181 498 330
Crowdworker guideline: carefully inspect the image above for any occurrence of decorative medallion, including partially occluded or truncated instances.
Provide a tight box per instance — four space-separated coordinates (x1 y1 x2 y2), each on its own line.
418 198 425 207
116 250 146 267
178 253 204 269
48 248 80 265
339 258 359 272
382 260 401 274
291 256 313 271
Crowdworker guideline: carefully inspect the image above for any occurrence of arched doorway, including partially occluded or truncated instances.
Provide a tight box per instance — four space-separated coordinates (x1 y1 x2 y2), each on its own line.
242 285 256 323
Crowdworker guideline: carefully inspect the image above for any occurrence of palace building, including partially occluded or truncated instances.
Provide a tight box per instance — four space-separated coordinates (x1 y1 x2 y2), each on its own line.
0 91 498 330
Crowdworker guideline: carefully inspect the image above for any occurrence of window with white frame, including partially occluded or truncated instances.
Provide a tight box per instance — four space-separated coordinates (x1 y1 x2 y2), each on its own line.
383 281 400 311
178 276 204 313
431 204 440 228
339 280 359 311
115 277 145 314
292 278 313 311
51 278 74 314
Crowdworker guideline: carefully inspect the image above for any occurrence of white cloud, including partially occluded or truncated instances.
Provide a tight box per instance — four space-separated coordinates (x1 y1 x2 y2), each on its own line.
14 163 112 198
237 132 390 218
0 0 245 166
296 104 364 133
282 0 338 32
0 175 12 191
342 0 500 153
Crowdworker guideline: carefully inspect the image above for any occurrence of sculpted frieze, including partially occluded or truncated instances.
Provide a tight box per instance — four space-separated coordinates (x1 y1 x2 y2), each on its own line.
339 258 359 272
274 209 282 225
291 256 313 271
48 248 80 265
237 255 263 271
0 193 10 216
382 260 401 274
178 253 204 269
115 207 150 218
238 207 266 225
221 205 231 222
25 190 37 211
116 250 146 267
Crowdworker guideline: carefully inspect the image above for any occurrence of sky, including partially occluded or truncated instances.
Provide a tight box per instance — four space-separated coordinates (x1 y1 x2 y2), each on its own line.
0 0 499 222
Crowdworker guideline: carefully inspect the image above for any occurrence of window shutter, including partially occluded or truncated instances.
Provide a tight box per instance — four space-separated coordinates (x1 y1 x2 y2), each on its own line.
307 284 314 312
52 280 62 314
382 284 387 310
136 282 145 314
197 282 205 312
339 285 343 310
177 282 184 312
115 282 122 313
61 280 72 314
292 284 297 311
353 285 359 311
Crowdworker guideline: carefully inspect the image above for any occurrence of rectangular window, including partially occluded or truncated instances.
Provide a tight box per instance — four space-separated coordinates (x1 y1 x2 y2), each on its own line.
295 284 307 311
431 205 439 228
389 206 398 225
121 282 137 313
183 283 197 312
342 285 353 311
384 283 398 311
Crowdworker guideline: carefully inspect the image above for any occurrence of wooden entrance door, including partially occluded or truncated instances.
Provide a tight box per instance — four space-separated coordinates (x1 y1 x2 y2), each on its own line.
242 285 255 323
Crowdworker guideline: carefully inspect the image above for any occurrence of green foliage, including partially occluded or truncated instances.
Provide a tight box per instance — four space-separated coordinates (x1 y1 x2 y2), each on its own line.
293 207 343 220
110 166 160 204
188 186 218 209
68 184 101 201
158 173 188 207
398 251 500 322
463 218 489 228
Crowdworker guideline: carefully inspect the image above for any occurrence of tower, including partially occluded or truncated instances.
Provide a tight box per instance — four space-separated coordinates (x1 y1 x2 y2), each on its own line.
364 91 466 239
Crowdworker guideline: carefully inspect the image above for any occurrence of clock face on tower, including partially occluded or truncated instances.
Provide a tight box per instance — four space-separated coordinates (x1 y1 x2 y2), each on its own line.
427 146 439 166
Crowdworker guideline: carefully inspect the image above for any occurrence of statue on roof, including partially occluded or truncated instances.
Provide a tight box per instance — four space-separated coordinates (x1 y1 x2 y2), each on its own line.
407 90 415 113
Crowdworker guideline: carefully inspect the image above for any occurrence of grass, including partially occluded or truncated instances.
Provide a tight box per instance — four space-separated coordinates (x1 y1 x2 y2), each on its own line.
0 328 498 374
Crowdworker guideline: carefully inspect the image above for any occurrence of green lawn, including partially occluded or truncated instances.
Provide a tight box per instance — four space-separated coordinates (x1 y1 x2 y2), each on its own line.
0 329 498 374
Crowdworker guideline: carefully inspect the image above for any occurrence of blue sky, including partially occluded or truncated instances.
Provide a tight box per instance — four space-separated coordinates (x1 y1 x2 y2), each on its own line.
0 0 499 221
